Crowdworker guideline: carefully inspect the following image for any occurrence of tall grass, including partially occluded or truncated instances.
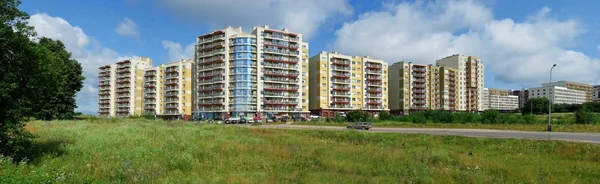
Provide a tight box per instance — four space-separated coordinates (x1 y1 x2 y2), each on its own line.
1 119 599 183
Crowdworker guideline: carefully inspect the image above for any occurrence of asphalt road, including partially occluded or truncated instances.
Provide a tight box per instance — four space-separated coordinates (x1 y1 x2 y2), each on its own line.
255 125 600 144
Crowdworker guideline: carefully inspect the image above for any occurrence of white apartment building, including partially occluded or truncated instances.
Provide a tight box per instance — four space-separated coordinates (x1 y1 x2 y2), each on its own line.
436 54 485 112
195 25 309 120
529 86 585 105
482 88 519 111
142 59 195 118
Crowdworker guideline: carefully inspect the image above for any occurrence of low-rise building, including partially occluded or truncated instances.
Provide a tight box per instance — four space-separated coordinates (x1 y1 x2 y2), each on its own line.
483 88 519 111
510 89 529 108
543 81 593 102
529 86 585 105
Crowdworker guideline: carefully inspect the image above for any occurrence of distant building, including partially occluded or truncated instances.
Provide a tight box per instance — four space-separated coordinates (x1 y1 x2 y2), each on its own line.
529 86 585 105
483 88 519 111
436 54 485 112
510 89 529 108
98 57 153 117
542 81 593 102
142 59 195 119
594 85 600 102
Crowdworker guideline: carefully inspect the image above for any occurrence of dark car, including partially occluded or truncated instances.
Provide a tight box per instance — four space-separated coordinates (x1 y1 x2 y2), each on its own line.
347 122 372 130
293 116 307 122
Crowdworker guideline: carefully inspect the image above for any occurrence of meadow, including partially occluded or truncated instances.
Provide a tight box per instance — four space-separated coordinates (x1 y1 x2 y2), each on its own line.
1 118 599 183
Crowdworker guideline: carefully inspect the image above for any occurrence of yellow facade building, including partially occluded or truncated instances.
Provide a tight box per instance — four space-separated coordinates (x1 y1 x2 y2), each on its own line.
143 59 195 119
98 57 153 117
308 51 388 117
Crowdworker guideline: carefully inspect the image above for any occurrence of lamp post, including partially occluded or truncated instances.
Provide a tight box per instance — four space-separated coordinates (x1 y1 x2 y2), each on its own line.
548 64 557 132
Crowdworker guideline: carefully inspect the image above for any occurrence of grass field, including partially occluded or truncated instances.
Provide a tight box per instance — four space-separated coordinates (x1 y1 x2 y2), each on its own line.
293 121 600 133
1 119 599 183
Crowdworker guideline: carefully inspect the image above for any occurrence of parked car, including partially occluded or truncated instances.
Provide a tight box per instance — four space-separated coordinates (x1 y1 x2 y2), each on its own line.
347 122 372 130
225 117 240 124
253 117 262 123
309 115 321 120
337 112 347 117
280 115 290 122
293 116 307 122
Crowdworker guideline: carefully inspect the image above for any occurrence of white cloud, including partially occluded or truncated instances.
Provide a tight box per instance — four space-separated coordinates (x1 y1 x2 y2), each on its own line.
157 0 352 39
161 40 194 62
330 0 599 86
29 13 136 114
597 45 600 51
115 17 140 40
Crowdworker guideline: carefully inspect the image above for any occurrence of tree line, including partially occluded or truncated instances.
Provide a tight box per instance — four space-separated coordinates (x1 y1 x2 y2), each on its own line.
1 0 84 160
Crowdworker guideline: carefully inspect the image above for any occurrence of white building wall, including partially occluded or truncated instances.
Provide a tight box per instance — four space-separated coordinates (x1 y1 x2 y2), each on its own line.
529 86 585 104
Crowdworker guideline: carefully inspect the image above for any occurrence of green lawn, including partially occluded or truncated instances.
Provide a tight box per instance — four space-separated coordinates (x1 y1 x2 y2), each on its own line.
292 121 600 133
1 119 599 183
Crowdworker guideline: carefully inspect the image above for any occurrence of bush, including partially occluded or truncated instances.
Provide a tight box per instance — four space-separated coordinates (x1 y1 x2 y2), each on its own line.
410 112 427 124
142 113 155 120
575 107 599 124
481 110 501 124
346 110 370 122
521 114 537 124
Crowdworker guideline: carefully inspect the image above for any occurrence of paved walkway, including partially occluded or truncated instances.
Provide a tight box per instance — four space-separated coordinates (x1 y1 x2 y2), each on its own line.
255 125 600 144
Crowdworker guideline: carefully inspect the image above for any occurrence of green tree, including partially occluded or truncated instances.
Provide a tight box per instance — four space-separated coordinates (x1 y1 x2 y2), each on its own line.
1 0 84 159
481 110 501 124
575 105 599 124
346 110 370 122
521 98 550 115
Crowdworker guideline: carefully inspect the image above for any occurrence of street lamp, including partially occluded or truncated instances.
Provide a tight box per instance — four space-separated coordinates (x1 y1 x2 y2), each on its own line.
548 64 557 132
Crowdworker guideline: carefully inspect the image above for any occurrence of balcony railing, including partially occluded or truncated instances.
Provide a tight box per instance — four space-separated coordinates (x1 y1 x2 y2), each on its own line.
264 49 299 56
198 71 223 79
199 34 225 43
263 71 299 78
366 76 382 81
263 62 298 69
366 82 382 86
197 92 225 98
331 92 351 96
198 85 224 92
264 77 299 83
263 92 299 97
200 49 225 56
198 77 225 84
332 59 350 66
366 64 383 70
198 63 225 71
332 86 351 91
197 106 225 111
264 85 299 91
331 66 351 71
330 104 352 109
199 41 225 51
332 73 351 78
331 78 350 83
264 100 298 105
263 56 299 64
366 93 383 98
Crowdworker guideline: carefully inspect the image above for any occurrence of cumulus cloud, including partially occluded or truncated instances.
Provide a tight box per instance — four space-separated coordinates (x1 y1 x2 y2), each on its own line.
29 13 137 114
115 17 140 40
161 40 194 62
330 0 598 86
157 0 352 39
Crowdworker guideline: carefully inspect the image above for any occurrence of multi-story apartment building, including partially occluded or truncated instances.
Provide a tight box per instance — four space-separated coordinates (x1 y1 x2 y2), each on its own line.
308 51 388 117
510 89 529 108
194 25 309 120
388 62 458 115
98 57 153 117
529 86 585 104
542 81 593 102
98 65 116 116
436 54 485 112
143 66 162 115
482 88 519 111
143 59 195 119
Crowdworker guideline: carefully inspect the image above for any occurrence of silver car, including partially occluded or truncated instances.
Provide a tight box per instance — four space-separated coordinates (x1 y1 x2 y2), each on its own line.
347 122 372 130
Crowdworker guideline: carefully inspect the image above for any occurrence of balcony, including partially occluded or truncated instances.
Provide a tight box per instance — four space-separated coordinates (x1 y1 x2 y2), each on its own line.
332 99 351 104
413 95 426 99
331 65 351 71
263 91 298 98
199 56 225 65
366 82 382 86
366 69 383 74
332 86 351 91
413 67 426 73
144 73 156 77
197 92 225 98
144 95 155 99
263 41 299 50
164 82 179 86
366 76 382 81
367 89 382 93
366 64 383 70
198 100 223 106
413 101 427 105
165 93 178 98
197 106 225 111
263 71 299 78
332 73 351 79
366 93 382 98
414 90 426 94
199 41 225 51
264 56 299 64
332 58 350 66
331 92 351 96
198 85 224 92
264 85 299 91
198 77 225 84
198 63 225 71
331 78 350 83
164 68 179 74
264 48 299 56
413 73 426 78
330 104 352 109
264 77 299 83
413 84 426 89
263 106 297 111
200 49 226 57
198 32 225 43
264 100 298 106
263 62 298 70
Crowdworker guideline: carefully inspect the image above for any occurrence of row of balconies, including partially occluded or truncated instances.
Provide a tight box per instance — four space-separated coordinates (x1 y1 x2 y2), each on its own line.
198 55 225 65
263 55 299 64
264 48 299 56
199 41 225 51
263 62 298 70
198 34 225 44
198 77 225 84
264 77 299 83
200 49 226 57
263 32 300 42
366 69 383 74
264 99 298 105
263 91 299 97
331 65 351 71
198 63 225 71
198 85 225 92
263 41 299 50
332 58 351 66
366 63 383 70
263 85 299 91
263 70 299 78
331 78 351 83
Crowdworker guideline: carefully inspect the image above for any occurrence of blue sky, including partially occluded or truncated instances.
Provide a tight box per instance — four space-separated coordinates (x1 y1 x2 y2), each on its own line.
20 0 600 114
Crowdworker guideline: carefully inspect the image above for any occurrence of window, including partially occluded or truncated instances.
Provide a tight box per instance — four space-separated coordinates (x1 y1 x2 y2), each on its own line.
322 64 326 67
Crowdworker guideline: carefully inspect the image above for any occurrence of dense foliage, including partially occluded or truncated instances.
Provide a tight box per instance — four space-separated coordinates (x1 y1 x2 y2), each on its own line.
0 0 84 160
